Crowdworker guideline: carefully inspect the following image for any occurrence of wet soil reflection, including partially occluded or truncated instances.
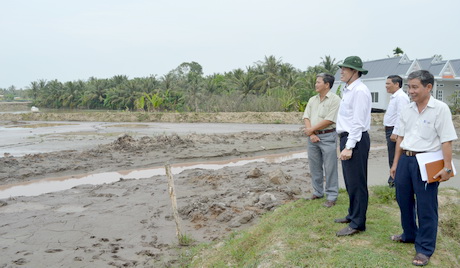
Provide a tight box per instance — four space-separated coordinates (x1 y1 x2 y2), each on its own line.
0 151 307 199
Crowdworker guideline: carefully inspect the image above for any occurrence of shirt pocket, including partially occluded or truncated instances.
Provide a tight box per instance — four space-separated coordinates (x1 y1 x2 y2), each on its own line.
318 104 328 118
419 117 437 140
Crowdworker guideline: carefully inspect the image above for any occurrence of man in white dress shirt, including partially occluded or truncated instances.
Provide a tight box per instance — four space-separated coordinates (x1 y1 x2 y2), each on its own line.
390 70 457 266
334 56 372 237
383 75 410 187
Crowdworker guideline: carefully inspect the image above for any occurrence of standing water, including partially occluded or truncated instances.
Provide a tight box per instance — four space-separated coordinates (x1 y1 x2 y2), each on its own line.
0 151 307 199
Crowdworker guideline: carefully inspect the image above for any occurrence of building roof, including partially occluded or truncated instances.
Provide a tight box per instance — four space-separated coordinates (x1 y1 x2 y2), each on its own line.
334 55 412 80
450 59 460 77
334 54 460 81
417 57 447 76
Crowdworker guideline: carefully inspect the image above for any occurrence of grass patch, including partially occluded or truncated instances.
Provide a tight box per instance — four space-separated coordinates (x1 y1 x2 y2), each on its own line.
370 185 396 204
184 186 460 267
179 233 195 246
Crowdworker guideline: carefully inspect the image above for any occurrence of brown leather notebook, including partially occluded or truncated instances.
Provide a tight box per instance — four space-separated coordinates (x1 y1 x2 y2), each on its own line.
425 159 454 183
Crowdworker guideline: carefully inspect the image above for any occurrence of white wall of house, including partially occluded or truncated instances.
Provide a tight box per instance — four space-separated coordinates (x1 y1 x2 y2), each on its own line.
362 78 389 110
435 80 460 105
332 78 391 111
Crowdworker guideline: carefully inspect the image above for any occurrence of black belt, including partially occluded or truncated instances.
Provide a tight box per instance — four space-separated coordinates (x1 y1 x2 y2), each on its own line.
339 131 367 139
314 128 335 135
385 126 394 131
402 150 426 157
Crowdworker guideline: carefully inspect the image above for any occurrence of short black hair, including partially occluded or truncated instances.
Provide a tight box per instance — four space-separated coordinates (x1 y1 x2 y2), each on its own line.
387 75 403 88
316 73 335 89
407 70 434 87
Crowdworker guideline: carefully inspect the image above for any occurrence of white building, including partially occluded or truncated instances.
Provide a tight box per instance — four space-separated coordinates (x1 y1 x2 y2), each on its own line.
333 55 460 112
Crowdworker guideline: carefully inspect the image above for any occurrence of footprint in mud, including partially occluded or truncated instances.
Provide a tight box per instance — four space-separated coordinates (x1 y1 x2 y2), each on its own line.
44 249 63 253
13 258 29 265
109 243 120 253
15 250 33 256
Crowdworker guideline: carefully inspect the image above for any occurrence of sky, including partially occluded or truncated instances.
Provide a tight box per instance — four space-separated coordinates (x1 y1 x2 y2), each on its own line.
1 0 459 89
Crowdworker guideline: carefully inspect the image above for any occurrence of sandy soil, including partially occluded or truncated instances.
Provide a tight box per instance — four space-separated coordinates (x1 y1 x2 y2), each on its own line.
0 118 458 267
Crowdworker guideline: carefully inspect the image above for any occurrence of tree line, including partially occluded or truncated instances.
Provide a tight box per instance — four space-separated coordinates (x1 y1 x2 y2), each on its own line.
1 55 340 112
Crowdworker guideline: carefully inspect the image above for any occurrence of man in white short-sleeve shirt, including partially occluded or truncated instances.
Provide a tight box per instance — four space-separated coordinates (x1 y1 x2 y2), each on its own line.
390 70 457 266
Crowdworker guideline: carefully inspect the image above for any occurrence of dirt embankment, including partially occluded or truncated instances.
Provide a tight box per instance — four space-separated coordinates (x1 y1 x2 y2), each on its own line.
0 102 31 111
0 110 306 124
1 110 460 127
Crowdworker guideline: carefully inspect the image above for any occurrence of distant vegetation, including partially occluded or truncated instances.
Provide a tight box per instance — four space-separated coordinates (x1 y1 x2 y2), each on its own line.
0 55 340 113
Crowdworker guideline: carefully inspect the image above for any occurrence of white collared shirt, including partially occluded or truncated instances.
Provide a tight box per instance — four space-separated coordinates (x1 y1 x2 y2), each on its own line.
383 88 410 135
399 96 457 152
336 78 372 148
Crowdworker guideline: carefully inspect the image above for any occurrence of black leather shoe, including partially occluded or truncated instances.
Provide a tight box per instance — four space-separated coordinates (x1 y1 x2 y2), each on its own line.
336 226 361 236
334 217 351 224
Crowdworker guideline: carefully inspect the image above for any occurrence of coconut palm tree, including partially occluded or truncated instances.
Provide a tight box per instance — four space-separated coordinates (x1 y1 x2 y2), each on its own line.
320 55 340 74
393 47 404 57
27 81 40 103
227 67 258 97
81 77 108 109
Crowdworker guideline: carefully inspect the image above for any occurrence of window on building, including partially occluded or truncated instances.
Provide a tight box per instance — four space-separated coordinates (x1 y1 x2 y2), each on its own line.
371 92 379 103
436 90 443 101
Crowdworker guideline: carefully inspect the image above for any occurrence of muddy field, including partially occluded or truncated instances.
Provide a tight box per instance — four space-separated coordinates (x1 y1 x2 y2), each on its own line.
0 111 459 267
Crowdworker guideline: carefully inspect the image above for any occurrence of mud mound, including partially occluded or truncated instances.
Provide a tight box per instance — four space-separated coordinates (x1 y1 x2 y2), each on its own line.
102 134 195 152
154 133 194 148
110 134 138 151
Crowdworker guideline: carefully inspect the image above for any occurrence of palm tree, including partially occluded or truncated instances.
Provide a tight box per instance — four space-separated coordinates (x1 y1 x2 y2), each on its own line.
44 80 65 108
227 67 258 97
393 47 404 57
255 55 283 95
81 77 108 109
203 74 226 94
110 75 129 87
103 80 141 110
179 62 204 112
160 73 176 91
62 80 85 108
320 55 340 74
279 63 301 89
27 81 40 103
